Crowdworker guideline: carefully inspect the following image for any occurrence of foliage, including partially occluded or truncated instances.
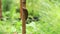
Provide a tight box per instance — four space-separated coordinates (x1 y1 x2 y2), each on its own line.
0 0 60 34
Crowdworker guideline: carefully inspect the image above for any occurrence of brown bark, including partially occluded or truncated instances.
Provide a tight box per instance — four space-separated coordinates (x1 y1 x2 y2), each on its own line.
20 0 27 34
0 0 2 19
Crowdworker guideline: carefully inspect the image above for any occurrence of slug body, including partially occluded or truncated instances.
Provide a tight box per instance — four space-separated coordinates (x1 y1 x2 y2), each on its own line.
23 8 28 21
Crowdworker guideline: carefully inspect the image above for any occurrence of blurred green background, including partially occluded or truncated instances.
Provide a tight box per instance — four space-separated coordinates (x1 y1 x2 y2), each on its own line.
0 0 60 34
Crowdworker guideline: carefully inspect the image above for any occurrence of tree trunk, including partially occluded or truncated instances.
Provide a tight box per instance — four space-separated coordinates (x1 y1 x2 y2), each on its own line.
0 0 2 19
20 0 26 34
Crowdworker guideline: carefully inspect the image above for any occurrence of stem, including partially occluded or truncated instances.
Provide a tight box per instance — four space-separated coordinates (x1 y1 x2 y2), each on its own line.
0 0 2 19
20 0 26 34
